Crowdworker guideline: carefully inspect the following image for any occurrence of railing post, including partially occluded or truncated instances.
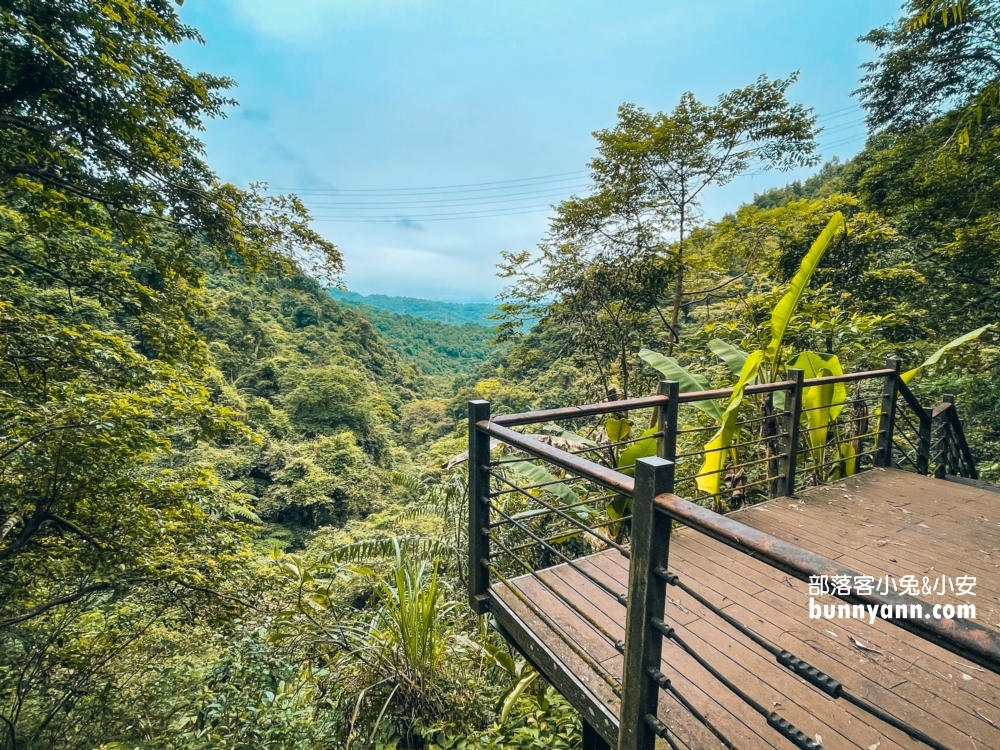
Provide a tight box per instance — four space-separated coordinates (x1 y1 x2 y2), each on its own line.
657 380 679 462
875 357 901 468
779 369 804 496
933 405 949 479
941 395 957 477
618 457 674 750
918 407 932 476
944 396 979 479
467 399 492 614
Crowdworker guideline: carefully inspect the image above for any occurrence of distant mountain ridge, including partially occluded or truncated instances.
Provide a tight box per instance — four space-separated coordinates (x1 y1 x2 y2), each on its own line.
329 289 500 327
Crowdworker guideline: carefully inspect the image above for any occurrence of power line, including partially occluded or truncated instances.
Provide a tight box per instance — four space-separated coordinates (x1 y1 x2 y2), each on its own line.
297 183 592 209
816 105 863 122
307 202 559 220
262 171 589 197
820 133 868 149
309 206 554 223
817 118 868 137
256 104 870 224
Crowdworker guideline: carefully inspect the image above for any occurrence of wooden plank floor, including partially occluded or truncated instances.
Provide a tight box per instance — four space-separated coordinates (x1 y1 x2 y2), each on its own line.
489 468 1000 749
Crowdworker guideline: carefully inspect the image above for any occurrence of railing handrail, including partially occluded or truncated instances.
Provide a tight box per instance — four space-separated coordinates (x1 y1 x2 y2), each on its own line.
490 368 897 427
473 364 986 750
480 411 998 675
650 488 1000 675
478 421 636 496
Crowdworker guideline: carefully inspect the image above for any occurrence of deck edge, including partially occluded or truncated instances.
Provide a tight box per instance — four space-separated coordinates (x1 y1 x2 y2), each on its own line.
488 589 620 746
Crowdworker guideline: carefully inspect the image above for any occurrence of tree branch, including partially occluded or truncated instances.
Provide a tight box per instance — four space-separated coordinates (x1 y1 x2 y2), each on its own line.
45 513 103 550
681 273 748 296
0 583 115 628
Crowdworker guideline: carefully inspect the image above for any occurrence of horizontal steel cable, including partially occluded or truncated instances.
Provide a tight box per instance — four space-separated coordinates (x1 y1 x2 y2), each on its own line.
490 514 632 558
647 667 737 749
486 535 623 651
674 434 789 460
650 618 820 750
656 570 950 750
486 501 628 603
489 474 588 495
487 566 623 697
797 449 878 473
643 714 685 750
488 472 629 555
486 493 611 527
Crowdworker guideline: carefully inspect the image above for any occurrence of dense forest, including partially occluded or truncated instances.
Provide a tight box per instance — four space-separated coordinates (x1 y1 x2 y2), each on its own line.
329 290 501 327
2 1 1000 749
324 298 501 376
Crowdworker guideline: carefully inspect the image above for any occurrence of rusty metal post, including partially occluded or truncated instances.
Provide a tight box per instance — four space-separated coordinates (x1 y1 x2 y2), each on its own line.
875 358 901 468
779 369 804 496
467 399 491 614
618 457 674 750
657 380 679 462
941 395 958 476
917 406 932 476
933 405 949 479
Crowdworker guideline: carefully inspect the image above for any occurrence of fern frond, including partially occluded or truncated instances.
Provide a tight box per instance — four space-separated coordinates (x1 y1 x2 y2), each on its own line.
389 472 426 493
323 535 456 564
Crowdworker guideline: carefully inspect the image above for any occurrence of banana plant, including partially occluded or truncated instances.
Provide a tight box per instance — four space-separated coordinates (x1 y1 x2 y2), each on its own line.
763 212 847 381
787 351 847 468
901 324 992 384
696 351 764 497
691 213 848 497
630 210 990 505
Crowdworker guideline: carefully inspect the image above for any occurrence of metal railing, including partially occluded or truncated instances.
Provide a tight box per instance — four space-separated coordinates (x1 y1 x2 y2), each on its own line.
467 358 983 750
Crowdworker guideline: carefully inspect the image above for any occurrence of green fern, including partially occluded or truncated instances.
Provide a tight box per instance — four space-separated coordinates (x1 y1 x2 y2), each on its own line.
323 535 456 564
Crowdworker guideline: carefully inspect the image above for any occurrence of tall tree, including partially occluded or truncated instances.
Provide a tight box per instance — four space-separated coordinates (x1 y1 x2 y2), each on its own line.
499 76 817 398
591 75 819 351
0 3 340 743
858 0 1000 149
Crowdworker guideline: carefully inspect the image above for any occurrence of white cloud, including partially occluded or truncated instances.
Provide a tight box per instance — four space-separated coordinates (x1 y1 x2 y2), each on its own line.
340 245 492 301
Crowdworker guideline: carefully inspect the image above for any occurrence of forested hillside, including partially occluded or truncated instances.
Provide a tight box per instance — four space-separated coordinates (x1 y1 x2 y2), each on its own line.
330 301 501 375
3 1 1000 749
330 289 501 325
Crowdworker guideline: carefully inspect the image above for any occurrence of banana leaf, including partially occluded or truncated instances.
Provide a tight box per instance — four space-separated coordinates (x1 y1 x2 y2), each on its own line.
788 351 847 467
696 351 764 498
764 212 846 375
828 441 857 480
603 416 633 443
602 426 662 520
638 348 724 421
900 325 992 384
617 426 659 476
507 461 591 521
708 339 749 377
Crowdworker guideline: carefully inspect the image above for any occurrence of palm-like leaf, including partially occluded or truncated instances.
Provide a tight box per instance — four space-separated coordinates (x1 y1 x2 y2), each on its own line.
764 212 846 377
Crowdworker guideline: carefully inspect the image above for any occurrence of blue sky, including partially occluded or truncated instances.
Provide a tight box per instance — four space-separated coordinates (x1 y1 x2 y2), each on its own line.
178 0 902 302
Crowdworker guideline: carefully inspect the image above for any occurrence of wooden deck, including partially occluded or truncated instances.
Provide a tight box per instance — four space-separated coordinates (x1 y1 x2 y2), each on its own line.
489 468 1000 749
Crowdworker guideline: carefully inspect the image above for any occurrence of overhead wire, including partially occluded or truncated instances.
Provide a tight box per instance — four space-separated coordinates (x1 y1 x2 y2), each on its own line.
261 104 868 222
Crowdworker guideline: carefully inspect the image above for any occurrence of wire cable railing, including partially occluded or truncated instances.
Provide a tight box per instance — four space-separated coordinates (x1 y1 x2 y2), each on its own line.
467 358 982 750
